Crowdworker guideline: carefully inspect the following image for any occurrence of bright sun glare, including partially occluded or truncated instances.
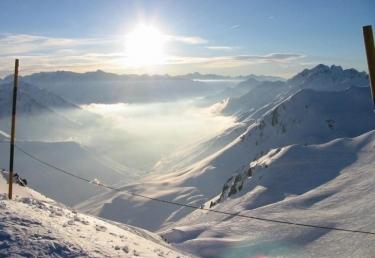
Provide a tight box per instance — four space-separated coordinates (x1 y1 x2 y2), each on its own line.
125 24 166 67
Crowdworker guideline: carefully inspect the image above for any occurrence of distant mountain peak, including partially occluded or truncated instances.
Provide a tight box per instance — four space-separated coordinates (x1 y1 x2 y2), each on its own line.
289 64 368 91
310 64 344 74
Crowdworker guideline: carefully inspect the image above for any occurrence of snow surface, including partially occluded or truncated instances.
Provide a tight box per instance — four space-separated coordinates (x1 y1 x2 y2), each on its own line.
78 86 375 232
0 173 192 257
0 139 135 206
160 130 375 257
3 64 374 257
222 80 289 116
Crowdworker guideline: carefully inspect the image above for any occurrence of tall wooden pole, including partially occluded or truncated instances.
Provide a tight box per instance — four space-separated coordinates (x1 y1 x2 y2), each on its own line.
8 59 19 199
363 25 375 107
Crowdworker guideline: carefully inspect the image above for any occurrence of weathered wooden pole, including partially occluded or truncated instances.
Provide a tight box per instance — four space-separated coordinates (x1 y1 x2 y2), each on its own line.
363 25 375 107
8 59 19 199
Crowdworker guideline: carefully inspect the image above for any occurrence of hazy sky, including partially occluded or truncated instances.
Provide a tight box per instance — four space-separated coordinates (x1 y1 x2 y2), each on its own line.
0 0 374 77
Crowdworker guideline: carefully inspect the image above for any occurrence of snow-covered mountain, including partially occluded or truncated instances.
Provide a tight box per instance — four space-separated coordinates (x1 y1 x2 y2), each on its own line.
77 83 375 233
79 105 375 257
221 64 369 117
160 130 375 258
0 70 286 105
4 64 374 257
222 80 290 116
166 72 283 82
0 81 141 206
182 65 371 177
0 82 76 116
152 65 373 184
0 173 192 258
5 70 215 104
0 79 128 200
288 64 369 91
197 78 263 106
0 81 97 140
0 138 136 206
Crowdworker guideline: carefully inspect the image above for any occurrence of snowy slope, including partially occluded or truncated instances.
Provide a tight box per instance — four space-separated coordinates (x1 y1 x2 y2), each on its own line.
160 130 375 258
0 173 192 258
0 82 78 118
78 86 375 232
151 121 247 175
0 139 137 206
176 65 372 174
222 80 290 116
0 81 135 206
0 82 94 141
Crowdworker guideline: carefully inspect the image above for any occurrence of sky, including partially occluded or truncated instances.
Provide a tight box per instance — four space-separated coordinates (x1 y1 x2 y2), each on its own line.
0 0 374 78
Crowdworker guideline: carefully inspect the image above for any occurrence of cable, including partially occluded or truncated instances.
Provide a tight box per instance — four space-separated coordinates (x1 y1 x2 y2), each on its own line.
14 145 93 184
13 144 375 236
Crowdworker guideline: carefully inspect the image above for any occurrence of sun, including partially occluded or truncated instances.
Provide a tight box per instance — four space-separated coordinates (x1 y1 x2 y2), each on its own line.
125 24 167 66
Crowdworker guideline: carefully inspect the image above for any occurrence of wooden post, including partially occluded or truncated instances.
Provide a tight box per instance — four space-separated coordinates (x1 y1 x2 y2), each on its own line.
8 59 19 199
363 25 375 107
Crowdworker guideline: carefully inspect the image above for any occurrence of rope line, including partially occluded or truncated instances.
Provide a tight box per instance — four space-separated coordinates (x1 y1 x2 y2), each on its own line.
13 144 375 236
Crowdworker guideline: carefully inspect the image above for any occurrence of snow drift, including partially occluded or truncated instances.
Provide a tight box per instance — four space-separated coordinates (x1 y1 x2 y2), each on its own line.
0 172 192 257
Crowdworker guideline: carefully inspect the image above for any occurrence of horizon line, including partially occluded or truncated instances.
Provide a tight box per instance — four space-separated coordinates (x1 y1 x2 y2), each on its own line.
0 63 368 81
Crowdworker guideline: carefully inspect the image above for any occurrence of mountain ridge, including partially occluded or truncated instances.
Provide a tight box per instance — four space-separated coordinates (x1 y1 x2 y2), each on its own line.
78 85 375 232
